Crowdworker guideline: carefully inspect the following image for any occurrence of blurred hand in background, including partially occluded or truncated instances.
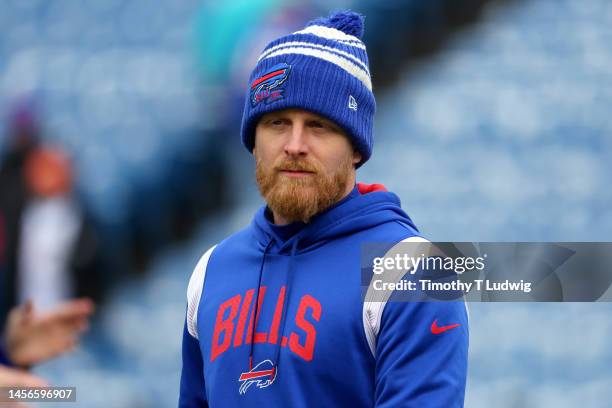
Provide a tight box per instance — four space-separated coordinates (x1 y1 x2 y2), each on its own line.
4 298 94 368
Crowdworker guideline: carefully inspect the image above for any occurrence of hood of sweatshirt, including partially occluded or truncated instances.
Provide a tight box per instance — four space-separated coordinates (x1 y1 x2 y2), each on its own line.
251 182 418 255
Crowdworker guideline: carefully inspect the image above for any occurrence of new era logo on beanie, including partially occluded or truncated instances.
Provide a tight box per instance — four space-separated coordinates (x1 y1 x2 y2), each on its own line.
240 10 376 167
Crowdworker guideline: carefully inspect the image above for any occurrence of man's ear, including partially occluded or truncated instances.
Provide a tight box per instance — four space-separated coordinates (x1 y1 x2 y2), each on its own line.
352 149 362 165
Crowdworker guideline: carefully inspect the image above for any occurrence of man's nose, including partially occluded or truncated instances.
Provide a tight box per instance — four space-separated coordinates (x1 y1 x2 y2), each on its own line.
284 124 308 156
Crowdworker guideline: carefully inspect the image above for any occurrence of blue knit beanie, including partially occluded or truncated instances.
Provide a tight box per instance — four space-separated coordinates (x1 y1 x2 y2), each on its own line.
240 10 376 167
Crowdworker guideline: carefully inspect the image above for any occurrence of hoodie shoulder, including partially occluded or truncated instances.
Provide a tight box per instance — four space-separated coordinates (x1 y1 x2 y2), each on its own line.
214 222 263 256
355 216 421 244
184 223 255 337
185 223 264 339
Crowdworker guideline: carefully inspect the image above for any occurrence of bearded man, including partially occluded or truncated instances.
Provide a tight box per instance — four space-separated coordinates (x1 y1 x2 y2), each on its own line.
179 10 468 408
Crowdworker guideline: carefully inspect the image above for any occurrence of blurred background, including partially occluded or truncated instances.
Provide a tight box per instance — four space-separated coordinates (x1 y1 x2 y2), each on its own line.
0 0 611 406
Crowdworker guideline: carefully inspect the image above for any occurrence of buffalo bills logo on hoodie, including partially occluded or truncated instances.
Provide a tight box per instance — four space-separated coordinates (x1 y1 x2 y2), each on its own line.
250 63 291 107
238 359 277 394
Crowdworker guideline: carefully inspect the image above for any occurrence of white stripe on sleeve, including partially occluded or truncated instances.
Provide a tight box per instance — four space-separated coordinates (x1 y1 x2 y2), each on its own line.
186 245 217 339
362 236 429 357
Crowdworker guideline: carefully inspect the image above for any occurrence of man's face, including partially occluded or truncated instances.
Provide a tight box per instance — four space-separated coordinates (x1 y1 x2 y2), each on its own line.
254 109 362 224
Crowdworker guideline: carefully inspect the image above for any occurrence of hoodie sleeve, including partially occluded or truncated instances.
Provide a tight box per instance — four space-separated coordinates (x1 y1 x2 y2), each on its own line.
373 299 469 407
179 318 207 408
179 246 217 408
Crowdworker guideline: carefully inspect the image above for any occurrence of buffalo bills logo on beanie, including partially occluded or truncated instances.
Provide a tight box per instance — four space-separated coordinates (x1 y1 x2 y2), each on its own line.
240 10 376 167
250 63 292 107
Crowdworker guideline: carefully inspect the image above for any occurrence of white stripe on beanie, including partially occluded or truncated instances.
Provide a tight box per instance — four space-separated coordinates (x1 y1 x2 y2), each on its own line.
260 46 372 91
258 41 370 75
294 25 366 49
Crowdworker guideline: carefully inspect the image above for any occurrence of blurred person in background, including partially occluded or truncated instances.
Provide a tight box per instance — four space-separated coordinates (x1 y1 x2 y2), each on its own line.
0 102 105 328
18 147 104 310
180 10 467 407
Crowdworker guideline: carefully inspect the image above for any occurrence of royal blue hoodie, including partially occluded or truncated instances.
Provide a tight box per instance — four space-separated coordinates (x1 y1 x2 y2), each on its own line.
179 184 468 407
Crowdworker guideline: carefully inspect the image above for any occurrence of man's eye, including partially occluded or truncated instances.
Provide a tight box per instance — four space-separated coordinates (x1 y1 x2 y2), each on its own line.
310 121 325 129
270 119 286 126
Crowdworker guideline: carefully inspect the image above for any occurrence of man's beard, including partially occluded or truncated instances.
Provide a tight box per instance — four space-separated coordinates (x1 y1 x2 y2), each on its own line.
255 154 353 224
